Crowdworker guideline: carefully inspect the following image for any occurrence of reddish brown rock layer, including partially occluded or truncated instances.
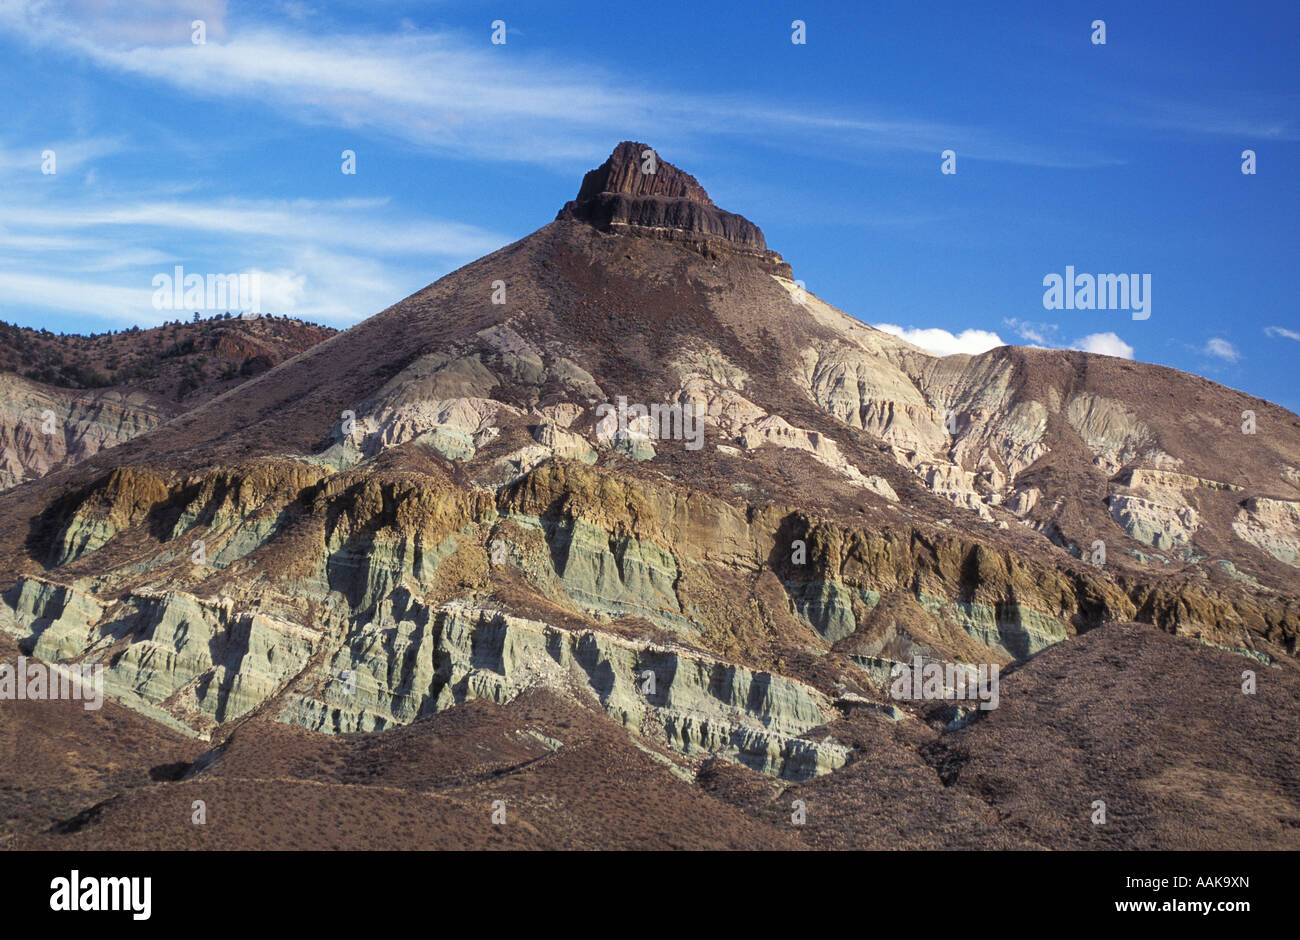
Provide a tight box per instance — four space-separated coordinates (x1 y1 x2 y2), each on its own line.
574 140 714 205
558 141 778 261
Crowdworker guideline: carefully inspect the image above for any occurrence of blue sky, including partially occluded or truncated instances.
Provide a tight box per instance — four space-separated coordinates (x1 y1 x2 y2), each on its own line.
1 0 1297 411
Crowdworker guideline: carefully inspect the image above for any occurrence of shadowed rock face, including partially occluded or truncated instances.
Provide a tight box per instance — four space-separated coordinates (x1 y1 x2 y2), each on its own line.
557 141 779 262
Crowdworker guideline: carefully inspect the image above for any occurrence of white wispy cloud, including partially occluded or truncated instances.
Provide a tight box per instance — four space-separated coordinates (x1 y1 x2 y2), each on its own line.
0 183 506 325
0 270 152 322
0 0 1133 334
0 1 1112 170
1204 337 1241 362
0 137 126 175
1003 317 1056 346
34 0 230 47
1116 94 1300 141
278 1 315 22
0 196 505 259
1265 326 1300 342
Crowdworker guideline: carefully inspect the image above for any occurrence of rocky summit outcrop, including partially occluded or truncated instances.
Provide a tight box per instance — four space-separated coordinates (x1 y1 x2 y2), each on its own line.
557 141 785 269
1 142 1298 846
573 140 715 205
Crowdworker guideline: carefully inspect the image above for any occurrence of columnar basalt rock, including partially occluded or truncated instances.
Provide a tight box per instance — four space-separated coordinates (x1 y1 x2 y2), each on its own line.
557 140 790 271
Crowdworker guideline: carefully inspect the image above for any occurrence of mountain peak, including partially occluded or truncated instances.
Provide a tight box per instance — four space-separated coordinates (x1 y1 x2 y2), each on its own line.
557 141 784 268
573 141 715 205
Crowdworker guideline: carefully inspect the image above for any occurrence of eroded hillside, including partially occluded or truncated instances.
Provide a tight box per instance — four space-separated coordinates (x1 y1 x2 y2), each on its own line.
2 143 1296 849
0 317 335 490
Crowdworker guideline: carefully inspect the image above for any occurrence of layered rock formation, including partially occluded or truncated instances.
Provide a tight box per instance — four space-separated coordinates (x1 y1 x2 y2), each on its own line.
558 140 787 270
1 142 1298 844
0 373 168 491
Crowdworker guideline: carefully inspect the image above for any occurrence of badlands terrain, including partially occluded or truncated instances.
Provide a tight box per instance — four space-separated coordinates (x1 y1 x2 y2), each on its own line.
1 142 1297 850
0 316 335 491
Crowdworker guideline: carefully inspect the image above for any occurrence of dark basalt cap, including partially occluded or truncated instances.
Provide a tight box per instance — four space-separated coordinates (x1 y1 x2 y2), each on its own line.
557 141 774 256
573 140 714 205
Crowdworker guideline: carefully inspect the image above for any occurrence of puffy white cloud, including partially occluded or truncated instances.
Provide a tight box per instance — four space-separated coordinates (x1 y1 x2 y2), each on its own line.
1071 332 1135 359
873 323 1006 357
1204 337 1240 362
1002 320 1139 360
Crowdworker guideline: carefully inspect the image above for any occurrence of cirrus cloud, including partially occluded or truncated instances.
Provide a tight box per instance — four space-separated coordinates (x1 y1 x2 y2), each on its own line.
1264 326 1300 342
1204 337 1240 362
